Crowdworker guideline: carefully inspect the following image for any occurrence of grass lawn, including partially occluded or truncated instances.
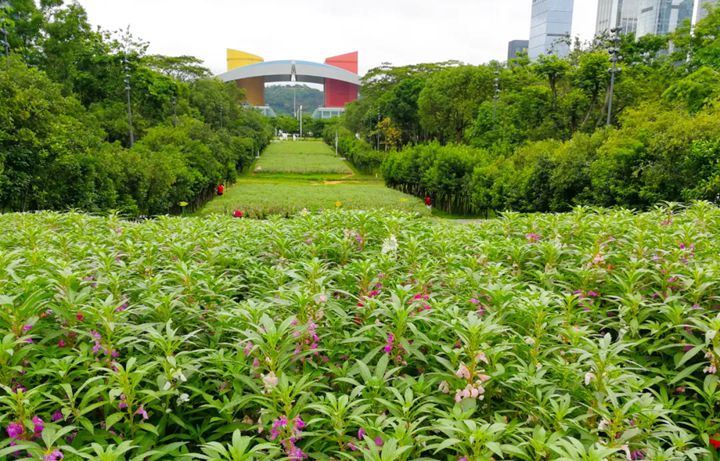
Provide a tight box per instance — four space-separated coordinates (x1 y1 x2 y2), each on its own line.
199 140 429 217
198 178 429 217
253 140 352 175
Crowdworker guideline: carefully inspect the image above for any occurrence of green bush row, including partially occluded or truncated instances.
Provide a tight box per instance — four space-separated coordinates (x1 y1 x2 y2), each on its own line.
322 126 385 174
0 58 270 216
382 102 720 215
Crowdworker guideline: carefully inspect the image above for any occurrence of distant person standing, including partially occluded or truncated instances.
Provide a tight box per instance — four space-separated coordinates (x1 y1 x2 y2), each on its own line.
424 196 432 210
217 184 225 196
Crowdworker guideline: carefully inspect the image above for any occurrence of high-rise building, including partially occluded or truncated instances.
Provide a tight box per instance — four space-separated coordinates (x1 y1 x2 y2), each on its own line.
507 40 530 60
596 0 641 35
528 0 574 60
696 0 718 21
637 0 695 37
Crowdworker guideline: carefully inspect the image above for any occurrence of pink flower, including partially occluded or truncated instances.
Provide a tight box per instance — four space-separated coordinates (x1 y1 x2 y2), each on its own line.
57 339 66 348
526 232 541 242
456 364 471 380
76 312 85 322
6 422 24 439
22 324 33 332
135 406 148 420
358 428 366 440
51 411 63 423
43 449 64 461
374 436 383 446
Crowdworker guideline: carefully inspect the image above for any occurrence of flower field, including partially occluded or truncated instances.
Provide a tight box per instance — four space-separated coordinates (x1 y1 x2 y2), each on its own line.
1 204 720 460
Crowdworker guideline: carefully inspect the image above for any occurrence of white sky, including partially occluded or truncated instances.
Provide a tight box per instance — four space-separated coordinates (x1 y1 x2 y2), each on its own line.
77 0 599 76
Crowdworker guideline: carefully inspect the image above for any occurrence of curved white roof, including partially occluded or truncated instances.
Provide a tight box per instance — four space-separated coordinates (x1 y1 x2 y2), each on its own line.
217 60 360 86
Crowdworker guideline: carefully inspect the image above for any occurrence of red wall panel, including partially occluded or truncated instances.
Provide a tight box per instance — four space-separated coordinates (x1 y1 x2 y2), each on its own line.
324 79 359 108
324 52 359 108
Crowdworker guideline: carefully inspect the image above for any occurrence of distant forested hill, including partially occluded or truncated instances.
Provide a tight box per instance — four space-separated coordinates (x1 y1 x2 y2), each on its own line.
265 84 324 115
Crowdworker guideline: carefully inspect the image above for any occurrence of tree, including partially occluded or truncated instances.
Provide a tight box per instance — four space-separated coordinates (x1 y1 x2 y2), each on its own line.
418 65 495 143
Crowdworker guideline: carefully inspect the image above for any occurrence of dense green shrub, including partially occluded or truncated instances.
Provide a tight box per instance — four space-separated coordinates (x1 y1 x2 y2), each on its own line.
323 125 385 174
0 206 719 459
383 102 720 215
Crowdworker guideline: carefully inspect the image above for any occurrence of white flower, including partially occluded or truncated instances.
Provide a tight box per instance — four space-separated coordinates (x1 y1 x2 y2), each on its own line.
162 381 172 391
438 380 450 394
381 235 398 254
584 372 595 386
598 418 610 431
177 393 190 405
262 371 279 393
706 330 717 343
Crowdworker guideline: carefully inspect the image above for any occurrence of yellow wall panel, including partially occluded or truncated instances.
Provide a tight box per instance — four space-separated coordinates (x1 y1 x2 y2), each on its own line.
227 49 264 71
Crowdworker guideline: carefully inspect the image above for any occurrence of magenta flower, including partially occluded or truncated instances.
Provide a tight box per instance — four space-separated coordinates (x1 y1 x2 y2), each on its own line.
384 333 395 354
22 324 33 332
374 436 383 446
75 312 85 322
135 406 148 420
57 339 66 348
32 416 45 435
43 449 64 461
295 417 305 430
6 422 24 439
51 411 64 423
358 427 366 439
526 232 541 242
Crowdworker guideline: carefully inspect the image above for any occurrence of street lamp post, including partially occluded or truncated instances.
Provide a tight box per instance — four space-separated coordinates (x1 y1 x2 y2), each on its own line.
123 55 135 147
607 28 622 126
493 68 501 122
298 105 303 138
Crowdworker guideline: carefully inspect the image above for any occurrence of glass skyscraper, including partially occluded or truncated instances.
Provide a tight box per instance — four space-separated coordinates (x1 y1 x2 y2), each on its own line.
637 0 695 37
528 0 574 60
696 0 718 21
596 0 641 34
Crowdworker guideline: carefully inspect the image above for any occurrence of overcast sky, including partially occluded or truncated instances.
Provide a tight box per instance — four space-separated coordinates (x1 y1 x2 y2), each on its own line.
77 0 599 76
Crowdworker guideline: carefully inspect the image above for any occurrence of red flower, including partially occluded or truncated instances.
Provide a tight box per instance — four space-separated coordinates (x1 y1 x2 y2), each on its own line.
232 210 243 218
710 437 720 449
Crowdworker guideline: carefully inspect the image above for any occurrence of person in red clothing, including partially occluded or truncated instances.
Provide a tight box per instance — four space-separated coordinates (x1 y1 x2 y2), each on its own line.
217 184 225 196
424 196 432 209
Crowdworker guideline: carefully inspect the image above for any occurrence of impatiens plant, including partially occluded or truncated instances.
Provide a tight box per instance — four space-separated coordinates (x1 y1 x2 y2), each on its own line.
0 204 719 459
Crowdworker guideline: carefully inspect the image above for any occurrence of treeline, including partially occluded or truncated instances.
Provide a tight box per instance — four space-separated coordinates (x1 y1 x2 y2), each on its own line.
383 104 720 214
333 6 720 213
0 1 271 215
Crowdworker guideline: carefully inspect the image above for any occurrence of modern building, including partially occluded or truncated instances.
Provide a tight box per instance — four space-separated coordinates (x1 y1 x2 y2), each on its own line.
696 0 718 21
507 40 530 60
528 0 574 60
217 50 360 118
596 0 641 35
637 0 695 37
